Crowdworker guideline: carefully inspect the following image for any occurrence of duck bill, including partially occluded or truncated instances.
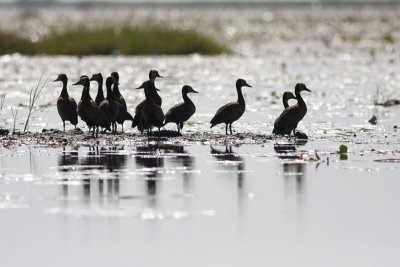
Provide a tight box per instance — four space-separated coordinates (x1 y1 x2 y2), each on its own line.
191 89 199 94
156 88 161 91
304 87 312 92
72 80 82 85
245 83 252 88
53 77 60 82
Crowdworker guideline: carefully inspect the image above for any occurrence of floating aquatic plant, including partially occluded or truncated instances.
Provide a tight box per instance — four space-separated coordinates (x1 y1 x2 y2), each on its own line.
339 144 348 154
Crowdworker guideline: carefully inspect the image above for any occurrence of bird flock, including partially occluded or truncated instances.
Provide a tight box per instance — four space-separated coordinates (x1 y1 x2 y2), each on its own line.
55 70 311 137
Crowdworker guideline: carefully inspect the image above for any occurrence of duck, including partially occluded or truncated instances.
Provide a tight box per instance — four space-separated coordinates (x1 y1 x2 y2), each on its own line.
210 78 251 135
111 72 126 110
73 75 111 137
282 91 297 109
54 74 78 131
89 73 105 106
137 80 164 135
164 85 198 132
132 70 163 133
110 71 135 132
98 76 120 133
273 83 311 136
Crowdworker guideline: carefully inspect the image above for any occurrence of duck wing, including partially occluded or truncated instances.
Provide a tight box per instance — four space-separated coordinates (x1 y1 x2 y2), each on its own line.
165 102 195 124
210 102 243 127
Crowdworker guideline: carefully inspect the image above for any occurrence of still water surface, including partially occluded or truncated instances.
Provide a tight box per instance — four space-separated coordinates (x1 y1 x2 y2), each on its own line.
1 141 400 266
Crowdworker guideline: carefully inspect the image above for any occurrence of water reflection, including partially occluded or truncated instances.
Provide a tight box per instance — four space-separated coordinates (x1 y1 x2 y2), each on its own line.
57 146 127 202
274 142 307 198
163 145 195 193
210 145 245 206
134 145 165 207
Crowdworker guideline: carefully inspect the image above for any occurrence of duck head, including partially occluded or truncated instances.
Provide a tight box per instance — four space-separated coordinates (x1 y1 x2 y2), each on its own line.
72 75 90 87
236 78 252 88
182 85 198 94
136 80 160 91
149 70 163 80
111 72 120 84
54 74 68 84
106 76 117 88
136 80 151 90
89 73 103 83
295 83 311 93
283 91 297 100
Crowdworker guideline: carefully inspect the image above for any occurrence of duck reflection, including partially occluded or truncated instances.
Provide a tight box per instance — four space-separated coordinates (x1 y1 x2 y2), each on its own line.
163 144 194 193
210 145 245 203
274 142 307 195
58 146 79 197
134 145 165 207
57 146 127 202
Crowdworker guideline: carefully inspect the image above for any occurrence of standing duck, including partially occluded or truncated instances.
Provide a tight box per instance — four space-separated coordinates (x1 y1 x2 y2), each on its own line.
282 91 297 109
54 74 78 131
110 71 134 132
137 80 164 135
132 70 163 132
111 72 126 109
210 78 251 135
89 73 105 106
164 85 198 133
99 76 120 133
273 83 311 136
73 75 111 137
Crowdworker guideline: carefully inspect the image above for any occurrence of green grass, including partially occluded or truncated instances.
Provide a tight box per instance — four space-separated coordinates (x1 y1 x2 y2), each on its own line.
0 26 228 55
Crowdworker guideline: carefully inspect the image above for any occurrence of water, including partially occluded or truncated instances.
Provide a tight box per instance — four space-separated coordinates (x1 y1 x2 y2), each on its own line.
1 5 400 267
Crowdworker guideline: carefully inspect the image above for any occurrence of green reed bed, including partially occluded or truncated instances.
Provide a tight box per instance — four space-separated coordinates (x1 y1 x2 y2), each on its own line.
0 26 228 55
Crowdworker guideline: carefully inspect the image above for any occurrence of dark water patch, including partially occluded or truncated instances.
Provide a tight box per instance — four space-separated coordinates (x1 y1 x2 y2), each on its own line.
374 158 400 163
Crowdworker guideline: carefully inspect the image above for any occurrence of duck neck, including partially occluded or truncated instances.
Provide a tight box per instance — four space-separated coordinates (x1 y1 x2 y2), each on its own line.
96 78 104 99
113 83 121 97
295 90 306 107
182 91 193 106
106 84 114 100
60 82 69 97
282 95 289 109
237 85 245 105
81 84 91 101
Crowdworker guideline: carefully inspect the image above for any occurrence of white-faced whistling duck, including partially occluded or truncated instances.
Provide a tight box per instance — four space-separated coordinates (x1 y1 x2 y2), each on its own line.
110 71 134 132
54 74 78 131
132 70 163 133
89 73 105 106
164 85 198 133
273 83 311 136
137 80 164 135
73 75 111 137
99 76 120 133
282 91 297 109
210 78 251 135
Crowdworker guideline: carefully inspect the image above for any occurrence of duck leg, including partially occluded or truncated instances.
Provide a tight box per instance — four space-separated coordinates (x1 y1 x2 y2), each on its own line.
225 123 228 135
176 123 180 133
96 126 99 138
229 123 233 135
121 123 124 133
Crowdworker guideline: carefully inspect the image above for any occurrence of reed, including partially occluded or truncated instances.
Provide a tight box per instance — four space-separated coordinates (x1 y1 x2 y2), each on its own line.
11 106 19 134
0 88 6 111
23 76 48 132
